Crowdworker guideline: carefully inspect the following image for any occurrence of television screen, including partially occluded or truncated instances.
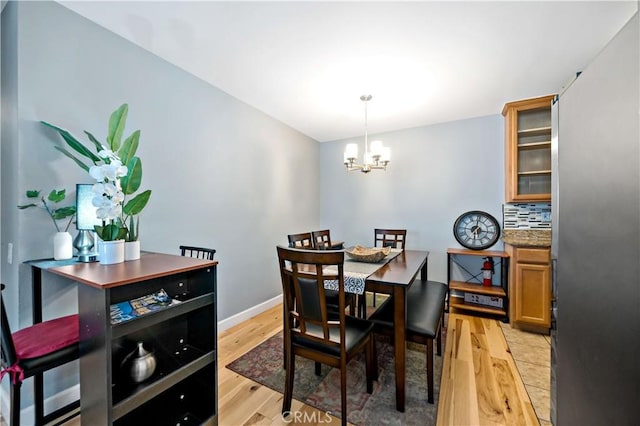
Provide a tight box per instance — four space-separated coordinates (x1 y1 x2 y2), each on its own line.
76 184 101 230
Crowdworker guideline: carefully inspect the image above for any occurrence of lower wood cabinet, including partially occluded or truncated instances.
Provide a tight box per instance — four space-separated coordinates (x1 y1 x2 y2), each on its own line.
506 245 551 330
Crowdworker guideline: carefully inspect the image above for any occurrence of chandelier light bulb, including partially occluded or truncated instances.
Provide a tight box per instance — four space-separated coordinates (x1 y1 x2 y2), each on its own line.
369 140 383 157
344 143 358 162
381 147 391 162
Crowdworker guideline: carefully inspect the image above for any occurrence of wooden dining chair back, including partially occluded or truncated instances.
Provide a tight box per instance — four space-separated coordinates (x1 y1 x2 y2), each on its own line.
0 284 80 426
276 246 377 426
179 245 216 260
287 232 314 249
311 229 343 250
287 233 355 315
359 228 408 317
374 228 407 249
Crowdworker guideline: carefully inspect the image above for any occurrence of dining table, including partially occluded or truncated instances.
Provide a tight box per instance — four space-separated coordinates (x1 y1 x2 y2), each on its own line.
323 248 430 412
283 246 430 412
358 249 429 412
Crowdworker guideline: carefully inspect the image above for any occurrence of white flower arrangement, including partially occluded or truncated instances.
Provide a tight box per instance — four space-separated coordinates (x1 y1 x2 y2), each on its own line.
88 150 129 240
41 104 151 242
90 150 128 224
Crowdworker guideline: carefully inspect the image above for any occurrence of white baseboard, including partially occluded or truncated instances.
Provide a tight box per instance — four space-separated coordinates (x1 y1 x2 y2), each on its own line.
0 383 79 425
217 294 282 332
0 297 281 420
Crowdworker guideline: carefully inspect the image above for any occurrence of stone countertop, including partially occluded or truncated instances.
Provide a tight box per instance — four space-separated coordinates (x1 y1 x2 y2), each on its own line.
502 229 551 248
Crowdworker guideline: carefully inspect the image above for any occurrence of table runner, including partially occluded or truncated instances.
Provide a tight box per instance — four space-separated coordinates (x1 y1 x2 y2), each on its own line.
324 249 402 295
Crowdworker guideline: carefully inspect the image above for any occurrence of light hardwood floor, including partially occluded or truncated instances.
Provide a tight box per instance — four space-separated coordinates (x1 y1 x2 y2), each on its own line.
437 313 542 426
7 303 548 426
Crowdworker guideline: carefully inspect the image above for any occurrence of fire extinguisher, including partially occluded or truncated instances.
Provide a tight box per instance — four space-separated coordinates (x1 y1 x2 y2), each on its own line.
482 257 495 286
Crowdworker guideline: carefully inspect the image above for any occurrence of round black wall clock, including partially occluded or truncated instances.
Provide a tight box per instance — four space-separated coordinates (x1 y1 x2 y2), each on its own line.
453 210 501 250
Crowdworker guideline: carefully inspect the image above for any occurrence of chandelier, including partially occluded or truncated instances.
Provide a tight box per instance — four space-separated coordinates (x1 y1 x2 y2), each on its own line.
343 95 390 173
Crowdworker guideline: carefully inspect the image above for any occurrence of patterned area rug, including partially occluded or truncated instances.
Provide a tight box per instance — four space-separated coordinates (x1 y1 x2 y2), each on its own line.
225 331 444 425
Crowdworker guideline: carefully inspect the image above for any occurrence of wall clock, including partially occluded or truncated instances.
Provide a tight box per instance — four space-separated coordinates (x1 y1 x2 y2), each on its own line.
453 210 501 250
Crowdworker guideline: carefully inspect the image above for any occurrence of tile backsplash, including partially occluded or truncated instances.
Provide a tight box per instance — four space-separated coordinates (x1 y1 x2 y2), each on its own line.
503 203 552 229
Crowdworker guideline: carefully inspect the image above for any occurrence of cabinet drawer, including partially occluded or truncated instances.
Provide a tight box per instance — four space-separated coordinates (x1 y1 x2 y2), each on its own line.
517 248 550 264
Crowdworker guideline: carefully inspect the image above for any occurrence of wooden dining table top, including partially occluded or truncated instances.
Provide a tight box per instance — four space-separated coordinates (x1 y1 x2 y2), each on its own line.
285 248 428 286
366 249 430 286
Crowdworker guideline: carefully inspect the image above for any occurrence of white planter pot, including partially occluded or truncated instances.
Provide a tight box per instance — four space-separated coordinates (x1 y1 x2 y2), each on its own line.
125 240 141 261
99 239 125 265
53 231 73 260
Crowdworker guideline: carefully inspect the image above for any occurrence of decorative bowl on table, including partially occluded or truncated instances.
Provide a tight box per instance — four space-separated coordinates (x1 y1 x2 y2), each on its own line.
345 245 391 263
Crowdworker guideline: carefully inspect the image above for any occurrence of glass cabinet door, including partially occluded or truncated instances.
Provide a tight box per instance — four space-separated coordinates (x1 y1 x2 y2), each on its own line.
503 95 555 202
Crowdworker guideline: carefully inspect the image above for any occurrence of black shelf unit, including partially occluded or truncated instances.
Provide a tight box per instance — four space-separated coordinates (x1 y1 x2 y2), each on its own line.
77 260 218 425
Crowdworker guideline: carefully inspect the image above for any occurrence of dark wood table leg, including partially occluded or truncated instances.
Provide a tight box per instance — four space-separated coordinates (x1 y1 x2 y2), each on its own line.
393 285 407 412
31 266 44 422
31 265 43 324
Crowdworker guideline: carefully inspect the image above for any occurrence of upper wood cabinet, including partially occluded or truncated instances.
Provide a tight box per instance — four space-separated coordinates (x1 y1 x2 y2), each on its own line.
502 95 556 202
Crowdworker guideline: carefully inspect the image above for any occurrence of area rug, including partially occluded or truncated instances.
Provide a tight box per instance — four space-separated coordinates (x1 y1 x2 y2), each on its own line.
225 331 444 425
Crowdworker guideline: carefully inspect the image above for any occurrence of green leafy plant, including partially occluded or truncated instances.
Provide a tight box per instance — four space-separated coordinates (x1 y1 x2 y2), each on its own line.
41 104 151 241
17 189 76 232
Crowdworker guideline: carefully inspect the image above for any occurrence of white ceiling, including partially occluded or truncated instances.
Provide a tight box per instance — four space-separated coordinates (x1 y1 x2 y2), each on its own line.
59 1 637 142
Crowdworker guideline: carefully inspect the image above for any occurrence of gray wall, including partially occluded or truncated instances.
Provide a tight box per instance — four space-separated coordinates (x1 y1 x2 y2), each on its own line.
319 115 505 282
556 12 639 424
1 0 319 414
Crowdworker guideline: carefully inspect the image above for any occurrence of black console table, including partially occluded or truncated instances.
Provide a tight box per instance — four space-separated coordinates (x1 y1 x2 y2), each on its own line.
28 253 218 425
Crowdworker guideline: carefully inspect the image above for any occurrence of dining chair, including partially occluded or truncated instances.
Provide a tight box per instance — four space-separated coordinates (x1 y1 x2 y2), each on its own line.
358 228 408 317
369 279 447 403
288 233 355 315
287 232 314 249
311 229 343 250
179 245 216 260
0 284 80 426
276 246 377 426
374 228 407 250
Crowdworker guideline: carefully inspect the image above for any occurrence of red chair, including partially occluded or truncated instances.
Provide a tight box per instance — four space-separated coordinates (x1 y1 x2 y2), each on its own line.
0 284 80 426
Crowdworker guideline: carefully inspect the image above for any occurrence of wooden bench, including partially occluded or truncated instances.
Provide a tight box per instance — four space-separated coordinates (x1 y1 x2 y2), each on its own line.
369 280 447 403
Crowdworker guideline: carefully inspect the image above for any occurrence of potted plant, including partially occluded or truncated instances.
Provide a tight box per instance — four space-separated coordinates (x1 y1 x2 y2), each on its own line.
42 104 151 263
89 150 129 264
17 189 76 260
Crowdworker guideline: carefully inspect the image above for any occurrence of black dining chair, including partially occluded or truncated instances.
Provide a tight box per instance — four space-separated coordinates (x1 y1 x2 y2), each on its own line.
0 284 80 426
276 246 377 426
369 279 447 403
179 245 216 260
